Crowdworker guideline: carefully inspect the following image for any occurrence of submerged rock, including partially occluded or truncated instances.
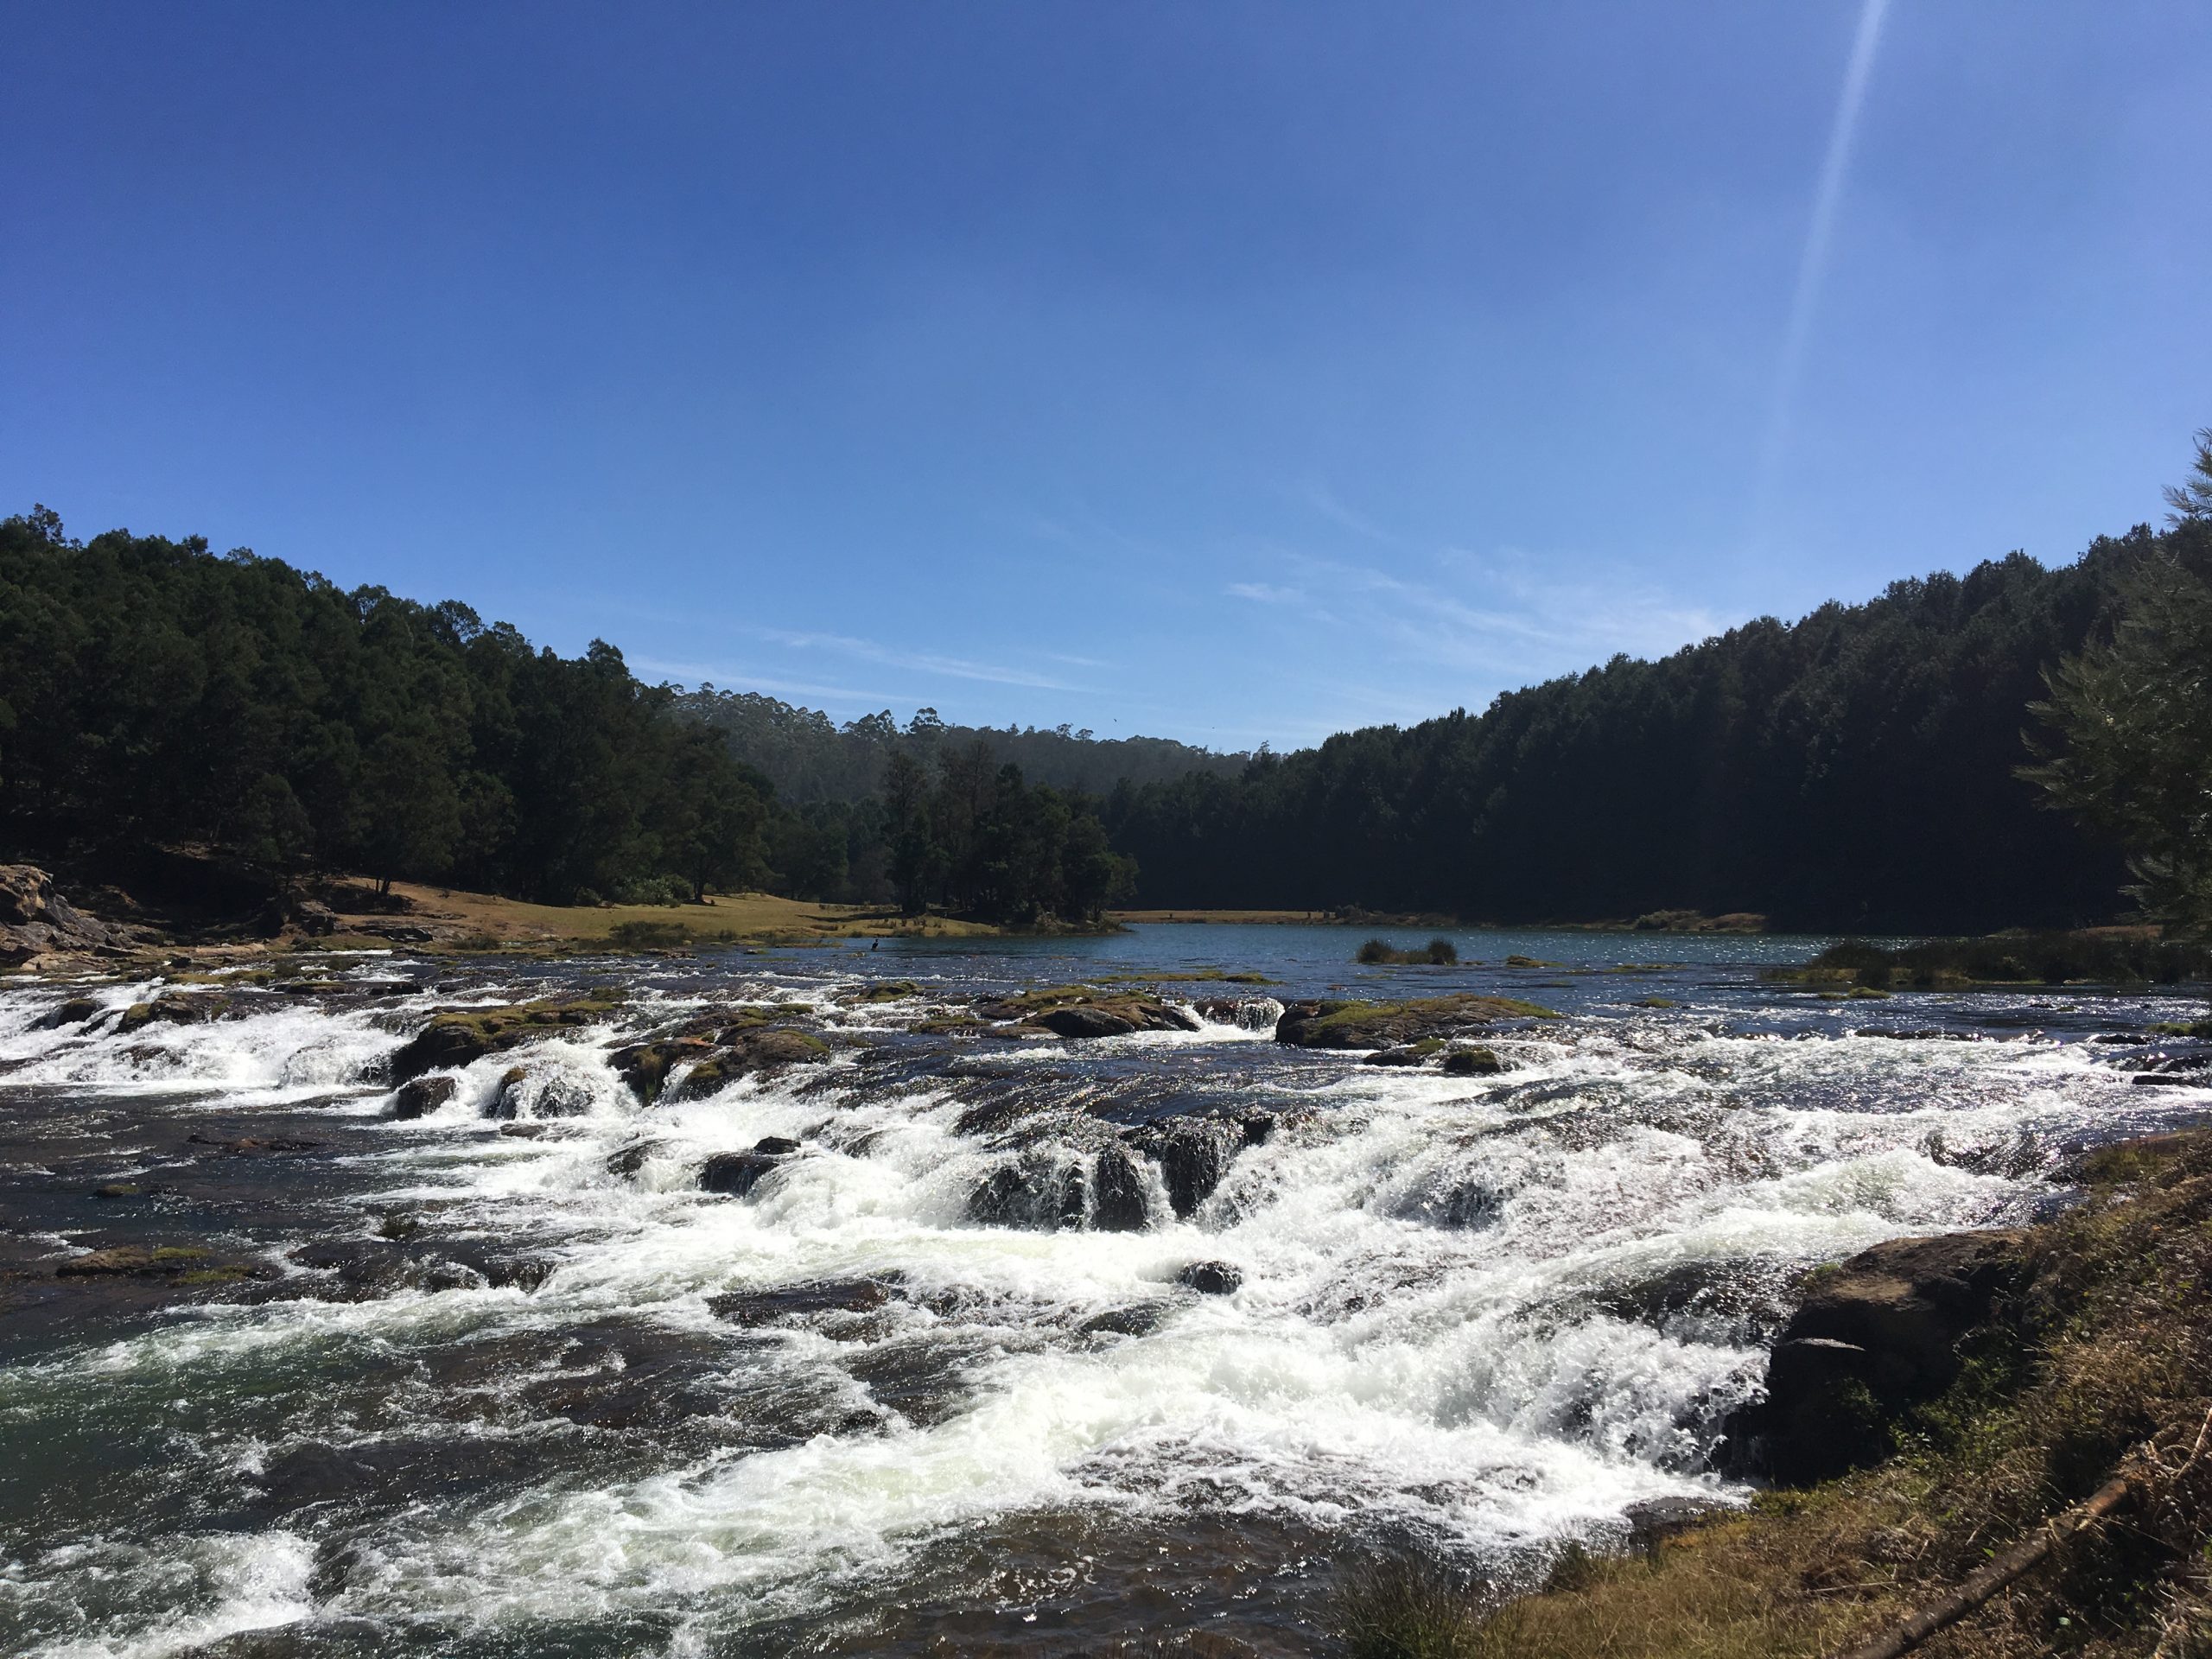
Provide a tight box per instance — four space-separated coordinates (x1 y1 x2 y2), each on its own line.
709 1278 897 1325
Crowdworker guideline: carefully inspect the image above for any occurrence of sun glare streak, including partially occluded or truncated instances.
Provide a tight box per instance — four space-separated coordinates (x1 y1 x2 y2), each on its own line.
1751 0 1893 544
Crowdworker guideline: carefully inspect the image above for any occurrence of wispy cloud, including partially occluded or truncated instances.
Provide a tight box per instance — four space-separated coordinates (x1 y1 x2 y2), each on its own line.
760 628 1083 691
1226 581 1305 605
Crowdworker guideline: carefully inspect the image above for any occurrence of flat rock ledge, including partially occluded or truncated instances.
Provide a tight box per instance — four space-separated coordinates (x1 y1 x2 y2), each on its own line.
1274 994 1559 1050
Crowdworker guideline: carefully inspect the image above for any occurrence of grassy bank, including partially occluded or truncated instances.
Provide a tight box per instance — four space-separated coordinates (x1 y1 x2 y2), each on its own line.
1338 1131 2212 1658
1776 930 2212 991
371 881 1004 950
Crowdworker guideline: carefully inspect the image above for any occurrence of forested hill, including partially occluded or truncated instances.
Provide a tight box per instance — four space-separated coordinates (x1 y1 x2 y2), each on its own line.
670 687 1240 804
1103 532 2162 932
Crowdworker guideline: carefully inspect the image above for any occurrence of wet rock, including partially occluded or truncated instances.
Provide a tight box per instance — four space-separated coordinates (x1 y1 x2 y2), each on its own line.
92 1181 154 1199
1078 1301 1173 1338
1622 1495 1729 1557
389 998 620 1084
1092 1144 1153 1230
753 1135 803 1154
973 986 1201 1039
1440 1046 1504 1077
1127 1117 1237 1218
1195 995 1287 1031
1275 994 1558 1050
31 995 103 1030
1365 1041 1439 1067
612 1036 715 1103
699 1150 788 1197
837 980 922 1006
709 1278 897 1325
658 1028 833 1103
57 1244 210 1276
968 1150 1089 1230
486 1066 531 1119
1039 1005 1141 1039
605 1139 662 1177
1176 1260 1243 1295
1720 1229 2028 1484
390 1075 457 1120
185 1133 325 1156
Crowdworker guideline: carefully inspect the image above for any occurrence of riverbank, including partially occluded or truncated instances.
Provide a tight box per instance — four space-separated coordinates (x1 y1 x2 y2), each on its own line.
1342 1127 2212 1658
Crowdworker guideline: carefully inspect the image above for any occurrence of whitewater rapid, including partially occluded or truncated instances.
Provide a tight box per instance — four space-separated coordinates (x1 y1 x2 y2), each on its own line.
1 934 2205 1656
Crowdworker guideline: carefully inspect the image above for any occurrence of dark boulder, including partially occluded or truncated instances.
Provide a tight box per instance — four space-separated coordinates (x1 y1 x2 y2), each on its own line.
612 1037 715 1103
391 1076 457 1120
1720 1229 2028 1484
1440 1046 1504 1077
968 1153 1085 1230
1039 1006 1140 1039
32 996 103 1030
1177 1260 1243 1295
1128 1117 1239 1217
753 1135 802 1155
699 1151 788 1198
1365 1042 1438 1067
1092 1144 1153 1231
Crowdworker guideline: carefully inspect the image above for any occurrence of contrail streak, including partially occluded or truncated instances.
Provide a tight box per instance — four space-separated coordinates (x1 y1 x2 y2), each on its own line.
1751 0 1893 540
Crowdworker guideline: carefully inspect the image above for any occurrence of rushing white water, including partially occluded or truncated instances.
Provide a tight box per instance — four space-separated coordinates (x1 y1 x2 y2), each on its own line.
2 933 2206 1656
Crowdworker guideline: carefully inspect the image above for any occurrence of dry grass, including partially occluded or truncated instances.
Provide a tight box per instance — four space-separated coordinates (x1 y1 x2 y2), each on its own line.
372 881 1006 947
1332 1131 2212 1658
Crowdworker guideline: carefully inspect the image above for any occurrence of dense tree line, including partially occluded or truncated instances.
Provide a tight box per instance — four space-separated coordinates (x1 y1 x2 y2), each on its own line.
0 507 1141 922
672 686 1238 804
9 458 2203 936
0 508 778 906
1099 534 2171 931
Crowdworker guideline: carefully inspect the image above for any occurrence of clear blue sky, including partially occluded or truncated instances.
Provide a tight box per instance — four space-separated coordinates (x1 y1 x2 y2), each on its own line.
5 3 2208 749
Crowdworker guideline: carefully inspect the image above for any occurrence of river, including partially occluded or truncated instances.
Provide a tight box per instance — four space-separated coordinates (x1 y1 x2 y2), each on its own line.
2 925 2206 1656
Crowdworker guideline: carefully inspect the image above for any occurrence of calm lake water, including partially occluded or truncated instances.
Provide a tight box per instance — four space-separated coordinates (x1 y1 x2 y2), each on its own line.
1 925 2207 1656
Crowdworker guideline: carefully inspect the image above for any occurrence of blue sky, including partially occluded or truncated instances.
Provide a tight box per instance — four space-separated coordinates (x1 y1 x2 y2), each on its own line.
5 3 2209 749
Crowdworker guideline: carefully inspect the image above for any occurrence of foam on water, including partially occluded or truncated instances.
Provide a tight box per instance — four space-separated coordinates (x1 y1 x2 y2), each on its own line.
3 950 2207 1653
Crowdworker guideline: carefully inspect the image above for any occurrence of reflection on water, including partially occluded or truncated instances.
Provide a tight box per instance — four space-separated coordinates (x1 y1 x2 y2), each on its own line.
0 925 2205 1656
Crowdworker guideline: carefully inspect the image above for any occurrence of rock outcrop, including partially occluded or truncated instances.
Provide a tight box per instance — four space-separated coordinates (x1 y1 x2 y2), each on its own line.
1275 995 1557 1050
0 866 134 963
970 986 1201 1039
1721 1228 2029 1484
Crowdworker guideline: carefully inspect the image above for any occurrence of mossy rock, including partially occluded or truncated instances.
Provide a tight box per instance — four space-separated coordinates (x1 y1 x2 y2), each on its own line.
390 996 626 1083
972 985 1200 1039
1631 996 1680 1009
2151 1019 2212 1039
659 1027 832 1103
1275 994 1558 1050
1846 985 1892 1001
837 980 923 1006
